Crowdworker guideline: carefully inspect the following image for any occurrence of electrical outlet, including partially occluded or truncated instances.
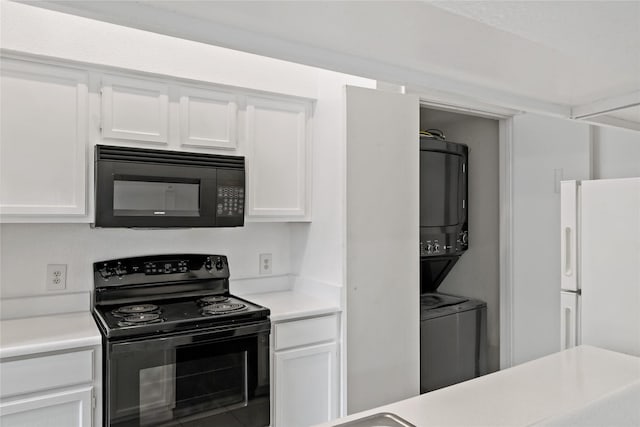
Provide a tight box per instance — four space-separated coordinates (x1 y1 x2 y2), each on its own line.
46 264 67 291
259 253 272 275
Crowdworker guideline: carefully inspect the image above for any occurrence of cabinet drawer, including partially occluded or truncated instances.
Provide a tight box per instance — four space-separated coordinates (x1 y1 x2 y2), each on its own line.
274 314 338 350
0 350 93 398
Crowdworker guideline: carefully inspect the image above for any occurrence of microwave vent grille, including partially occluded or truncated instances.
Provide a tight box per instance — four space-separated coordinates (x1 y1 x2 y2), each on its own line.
96 145 244 169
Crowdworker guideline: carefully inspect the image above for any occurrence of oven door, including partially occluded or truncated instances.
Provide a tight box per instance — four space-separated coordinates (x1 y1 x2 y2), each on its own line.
105 321 270 427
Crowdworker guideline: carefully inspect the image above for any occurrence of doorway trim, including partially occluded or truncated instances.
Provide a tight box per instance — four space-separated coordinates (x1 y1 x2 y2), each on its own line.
498 117 515 369
417 96 516 370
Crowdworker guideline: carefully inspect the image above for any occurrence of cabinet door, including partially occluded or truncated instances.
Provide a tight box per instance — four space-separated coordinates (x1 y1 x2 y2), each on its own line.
274 342 338 427
179 86 237 149
246 96 311 220
101 74 169 144
0 386 92 427
0 58 88 217
345 86 420 412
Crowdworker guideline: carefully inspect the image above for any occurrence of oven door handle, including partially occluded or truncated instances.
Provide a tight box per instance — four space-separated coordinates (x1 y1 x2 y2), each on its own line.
110 320 270 353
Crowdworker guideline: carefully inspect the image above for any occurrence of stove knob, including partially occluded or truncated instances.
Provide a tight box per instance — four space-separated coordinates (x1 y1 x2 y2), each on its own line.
215 258 224 270
114 263 127 278
204 257 213 271
99 268 111 280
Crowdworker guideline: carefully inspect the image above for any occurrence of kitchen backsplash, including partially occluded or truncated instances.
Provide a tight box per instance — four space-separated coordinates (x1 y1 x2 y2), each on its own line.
0 222 292 299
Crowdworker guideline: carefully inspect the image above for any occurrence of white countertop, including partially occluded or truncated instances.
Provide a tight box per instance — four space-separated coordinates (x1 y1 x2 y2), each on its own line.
0 312 101 359
320 345 640 427
245 290 340 322
0 290 336 359
533 379 640 426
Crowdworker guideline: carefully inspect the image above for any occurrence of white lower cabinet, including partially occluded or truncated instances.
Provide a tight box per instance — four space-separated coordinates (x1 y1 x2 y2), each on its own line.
272 314 339 427
0 348 98 427
0 387 92 427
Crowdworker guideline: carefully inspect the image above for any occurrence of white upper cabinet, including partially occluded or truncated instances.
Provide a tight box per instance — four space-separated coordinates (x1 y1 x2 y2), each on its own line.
0 58 88 218
101 74 169 144
246 96 311 220
1 53 314 222
179 86 238 150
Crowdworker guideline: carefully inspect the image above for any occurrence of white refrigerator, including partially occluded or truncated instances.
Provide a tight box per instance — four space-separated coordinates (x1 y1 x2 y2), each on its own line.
560 178 640 356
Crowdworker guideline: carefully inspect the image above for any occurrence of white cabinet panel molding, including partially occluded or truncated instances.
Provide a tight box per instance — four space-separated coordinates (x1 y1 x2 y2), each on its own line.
0 58 88 217
179 86 238 149
101 74 169 144
246 96 311 220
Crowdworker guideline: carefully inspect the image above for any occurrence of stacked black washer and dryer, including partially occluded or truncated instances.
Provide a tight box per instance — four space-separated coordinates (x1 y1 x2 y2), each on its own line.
419 133 487 393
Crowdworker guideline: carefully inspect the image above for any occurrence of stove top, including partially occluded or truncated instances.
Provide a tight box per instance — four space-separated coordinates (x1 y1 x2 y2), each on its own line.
95 294 269 338
92 254 270 339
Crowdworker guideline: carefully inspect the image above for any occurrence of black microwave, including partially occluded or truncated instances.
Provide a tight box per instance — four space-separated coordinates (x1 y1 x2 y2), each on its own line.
94 145 245 228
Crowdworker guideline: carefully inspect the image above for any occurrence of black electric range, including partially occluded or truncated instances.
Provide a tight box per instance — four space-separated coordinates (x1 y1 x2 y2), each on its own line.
92 254 271 427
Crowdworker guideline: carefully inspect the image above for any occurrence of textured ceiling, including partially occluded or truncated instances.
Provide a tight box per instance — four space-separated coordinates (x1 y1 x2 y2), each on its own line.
431 1 640 73
139 0 640 106
21 0 640 120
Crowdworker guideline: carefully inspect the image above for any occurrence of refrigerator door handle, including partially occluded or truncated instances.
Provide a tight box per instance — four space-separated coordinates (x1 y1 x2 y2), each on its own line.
563 226 573 277
560 181 578 291
563 305 574 350
560 291 579 350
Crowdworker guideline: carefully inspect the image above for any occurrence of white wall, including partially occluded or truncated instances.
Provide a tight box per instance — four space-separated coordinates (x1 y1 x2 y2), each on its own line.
511 113 591 365
510 116 640 366
592 126 640 179
290 73 375 292
0 1 319 98
0 223 291 298
419 107 500 372
0 2 305 299
0 1 375 303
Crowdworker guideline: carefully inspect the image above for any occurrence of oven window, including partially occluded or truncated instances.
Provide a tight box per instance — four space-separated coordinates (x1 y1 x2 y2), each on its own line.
113 180 200 217
137 351 247 426
109 335 268 427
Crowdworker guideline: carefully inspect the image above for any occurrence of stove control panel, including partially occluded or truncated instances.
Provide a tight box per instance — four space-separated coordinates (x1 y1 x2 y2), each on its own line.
145 260 189 275
94 254 229 283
